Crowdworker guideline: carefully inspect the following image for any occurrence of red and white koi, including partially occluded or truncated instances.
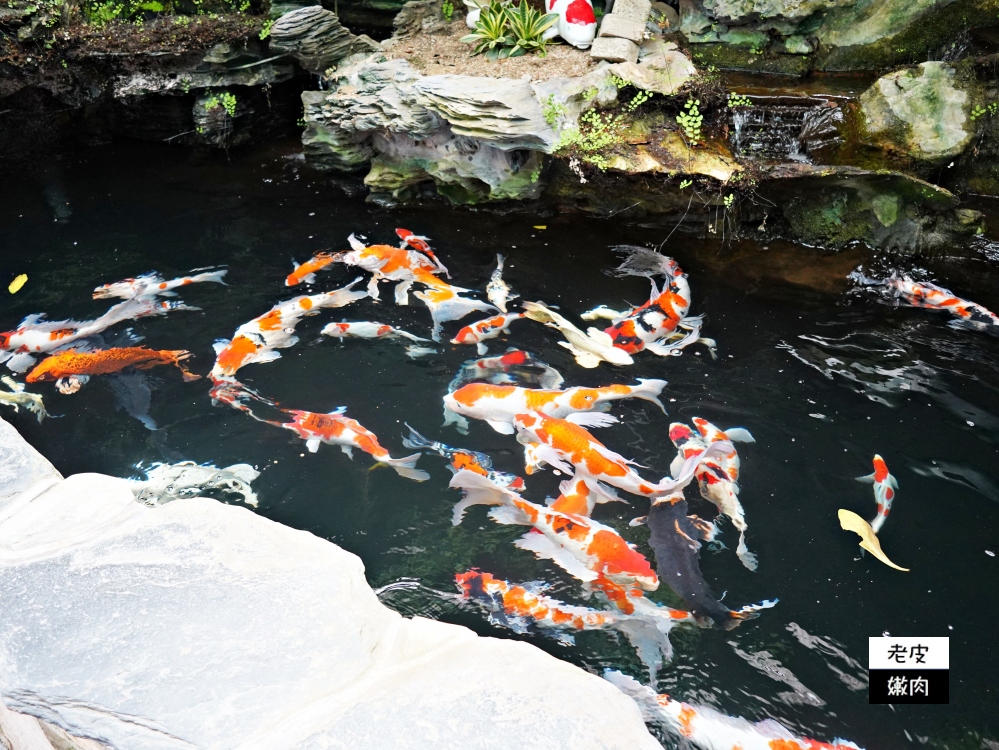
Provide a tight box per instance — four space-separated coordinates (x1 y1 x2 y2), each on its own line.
444 379 666 435
396 228 449 278
522 300 633 368
512 412 732 499
605 670 864 750
286 251 338 286
856 454 897 534
211 278 367 378
888 275 999 330
276 408 429 481
449 468 659 590
451 312 528 355
670 420 757 571
93 267 227 299
486 254 518 313
321 320 430 345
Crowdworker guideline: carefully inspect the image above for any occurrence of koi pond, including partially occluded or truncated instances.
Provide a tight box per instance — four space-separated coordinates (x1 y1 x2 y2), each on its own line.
2 139 998 749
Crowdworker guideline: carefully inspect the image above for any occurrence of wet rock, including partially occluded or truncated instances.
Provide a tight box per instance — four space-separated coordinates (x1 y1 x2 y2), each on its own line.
859 61 973 162
0 418 661 750
609 48 696 95
268 6 382 74
590 36 640 62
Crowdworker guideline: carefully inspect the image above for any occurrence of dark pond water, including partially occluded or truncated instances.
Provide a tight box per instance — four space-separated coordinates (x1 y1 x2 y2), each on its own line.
2 140 998 750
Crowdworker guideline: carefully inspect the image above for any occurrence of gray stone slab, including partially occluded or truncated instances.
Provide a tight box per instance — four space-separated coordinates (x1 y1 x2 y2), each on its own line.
598 14 646 44
609 0 651 22
590 36 640 63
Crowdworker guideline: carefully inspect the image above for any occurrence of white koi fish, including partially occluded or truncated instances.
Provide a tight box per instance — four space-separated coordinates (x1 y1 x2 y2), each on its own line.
412 268 498 342
93 267 228 300
211 278 367 378
451 312 527 355
275 408 429 481
321 320 430 344
856 454 897 534
486 254 518 313
443 379 666 435
604 671 864 750
521 301 633 368
0 376 50 422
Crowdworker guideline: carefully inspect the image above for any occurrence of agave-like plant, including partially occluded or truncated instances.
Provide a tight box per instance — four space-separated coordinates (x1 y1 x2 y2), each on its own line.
460 1 513 60
505 1 559 57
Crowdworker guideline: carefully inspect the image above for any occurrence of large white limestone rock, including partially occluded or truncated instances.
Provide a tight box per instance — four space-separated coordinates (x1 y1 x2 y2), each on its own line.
0 418 661 750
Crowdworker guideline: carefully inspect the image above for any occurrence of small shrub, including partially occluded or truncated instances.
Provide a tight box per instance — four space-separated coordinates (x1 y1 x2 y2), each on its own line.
259 18 274 39
676 98 703 144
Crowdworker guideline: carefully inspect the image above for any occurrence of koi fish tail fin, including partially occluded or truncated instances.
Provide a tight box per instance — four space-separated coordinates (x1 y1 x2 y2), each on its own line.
870 514 886 534
723 427 755 443
631 378 668 413
610 246 678 280
735 531 758 571
380 453 430 482
401 424 438 454
193 268 228 286
448 468 517 525
614 617 672 680
180 367 202 382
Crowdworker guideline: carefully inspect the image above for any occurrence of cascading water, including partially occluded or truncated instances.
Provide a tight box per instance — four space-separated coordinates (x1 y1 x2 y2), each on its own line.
730 96 844 163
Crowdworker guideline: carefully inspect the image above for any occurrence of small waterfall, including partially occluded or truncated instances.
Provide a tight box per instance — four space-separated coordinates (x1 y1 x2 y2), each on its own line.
730 97 844 163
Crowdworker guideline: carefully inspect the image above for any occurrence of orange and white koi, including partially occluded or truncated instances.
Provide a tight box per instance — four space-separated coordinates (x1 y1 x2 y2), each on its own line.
412 268 497 342
856 454 897 534
396 228 450 278
449 468 659 590
512 412 731 499
211 278 368 378
276 408 429 481
605 670 864 750
451 312 527 355
670 421 757 571
444 379 666 435
0 297 194 372
286 251 337 286
321 320 430 345
486 254 517 312
93 267 228 299
402 423 525 492
522 300 633 368
341 234 440 303
27 346 200 394
208 375 277 418
888 275 999 330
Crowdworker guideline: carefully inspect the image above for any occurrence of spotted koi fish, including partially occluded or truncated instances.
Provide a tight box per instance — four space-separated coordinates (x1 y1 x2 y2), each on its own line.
321 320 430 344
451 312 528 355
856 454 897 534
0 297 194 372
93 268 228 299
276 408 429 481
605 670 864 750
211 278 368 378
396 228 449 278
286 251 337 286
888 275 999 331
449 468 659 590
512 411 733 499
670 420 757 571
402 423 525 492
486 254 517 313
444 379 666 435
27 347 200 394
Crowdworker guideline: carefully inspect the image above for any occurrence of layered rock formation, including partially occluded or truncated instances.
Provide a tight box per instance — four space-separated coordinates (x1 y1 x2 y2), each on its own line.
0 417 661 750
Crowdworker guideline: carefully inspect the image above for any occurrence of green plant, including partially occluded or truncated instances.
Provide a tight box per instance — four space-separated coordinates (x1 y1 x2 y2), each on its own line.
460 1 512 60
83 0 122 25
723 193 734 209
678 178 692 189
543 94 565 126
259 18 274 38
749 44 763 55
205 91 237 117
503 0 558 57
676 98 703 144
556 108 625 171
442 0 453 22
727 92 752 108
970 101 998 121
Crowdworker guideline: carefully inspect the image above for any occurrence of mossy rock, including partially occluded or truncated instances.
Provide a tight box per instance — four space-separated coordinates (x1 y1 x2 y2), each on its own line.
688 44 811 76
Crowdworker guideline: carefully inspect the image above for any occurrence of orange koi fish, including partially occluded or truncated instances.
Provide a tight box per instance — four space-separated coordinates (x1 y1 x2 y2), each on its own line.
277 408 429 481
402 424 525 491
443 379 666 435
286 251 337 286
341 234 440 303
451 313 528 355
396 228 450 278
27 347 200 394
888 275 999 330
93 268 227 299
0 297 194 372
211 278 367 378
449 468 659 590
605 671 864 750
856 454 897 534
512 412 732 499
670 420 757 570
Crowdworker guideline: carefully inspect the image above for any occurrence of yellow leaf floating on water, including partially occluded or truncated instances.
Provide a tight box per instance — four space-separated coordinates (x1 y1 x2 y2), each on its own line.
8 274 27 294
533 225 547 230
838 509 909 571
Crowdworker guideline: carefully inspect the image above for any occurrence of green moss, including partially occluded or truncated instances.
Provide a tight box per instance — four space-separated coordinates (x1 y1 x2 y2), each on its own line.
689 44 811 76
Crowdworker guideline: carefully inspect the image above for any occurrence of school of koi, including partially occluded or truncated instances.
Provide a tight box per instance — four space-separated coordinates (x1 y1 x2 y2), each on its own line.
5 233 995 750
